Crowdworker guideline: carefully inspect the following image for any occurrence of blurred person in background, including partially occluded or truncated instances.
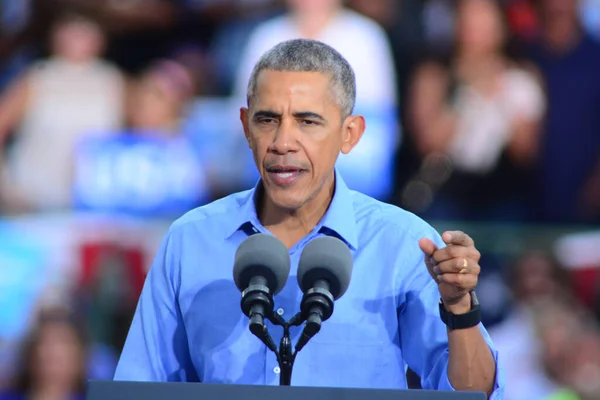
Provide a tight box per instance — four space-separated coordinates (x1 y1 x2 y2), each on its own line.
345 0 428 209
50 0 180 74
489 251 571 400
72 59 209 216
0 10 125 214
199 0 286 94
0 308 88 400
126 59 194 135
233 0 400 201
534 300 600 400
524 0 600 224
343 0 422 102
406 0 545 221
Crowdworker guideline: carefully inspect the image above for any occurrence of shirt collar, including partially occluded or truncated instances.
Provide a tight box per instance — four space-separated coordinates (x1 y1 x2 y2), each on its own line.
225 169 358 250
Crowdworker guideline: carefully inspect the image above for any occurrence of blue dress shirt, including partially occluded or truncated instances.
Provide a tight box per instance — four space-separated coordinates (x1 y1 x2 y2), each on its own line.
114 171 504 397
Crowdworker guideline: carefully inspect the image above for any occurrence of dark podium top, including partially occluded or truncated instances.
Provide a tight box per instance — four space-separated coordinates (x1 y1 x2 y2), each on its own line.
87 381 486 400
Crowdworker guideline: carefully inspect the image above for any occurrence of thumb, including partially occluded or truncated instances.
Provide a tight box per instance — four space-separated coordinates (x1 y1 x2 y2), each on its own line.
419 238 438 258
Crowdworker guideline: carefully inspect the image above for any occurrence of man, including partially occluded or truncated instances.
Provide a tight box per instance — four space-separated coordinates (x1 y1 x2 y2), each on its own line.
114 39 503 397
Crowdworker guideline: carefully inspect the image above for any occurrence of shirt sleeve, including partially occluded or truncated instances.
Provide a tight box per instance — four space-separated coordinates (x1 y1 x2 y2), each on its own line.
398 227 505 398
113 225 197 382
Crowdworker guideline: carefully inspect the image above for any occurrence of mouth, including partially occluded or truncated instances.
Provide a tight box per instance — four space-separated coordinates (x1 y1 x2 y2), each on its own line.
265 166 306 186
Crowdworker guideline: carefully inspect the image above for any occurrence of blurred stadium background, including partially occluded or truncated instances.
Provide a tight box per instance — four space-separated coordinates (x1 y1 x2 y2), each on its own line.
0 0 599 399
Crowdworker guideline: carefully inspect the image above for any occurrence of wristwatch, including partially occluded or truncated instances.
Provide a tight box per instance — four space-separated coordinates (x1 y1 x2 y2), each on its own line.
439 290 481 330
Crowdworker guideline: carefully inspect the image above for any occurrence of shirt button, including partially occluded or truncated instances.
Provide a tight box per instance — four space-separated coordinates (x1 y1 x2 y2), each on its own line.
276 308 284 316
273 366 281 374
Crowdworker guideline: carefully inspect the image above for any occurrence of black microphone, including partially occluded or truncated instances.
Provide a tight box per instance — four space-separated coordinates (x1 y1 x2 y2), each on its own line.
295 236 353 351
233 233 290 351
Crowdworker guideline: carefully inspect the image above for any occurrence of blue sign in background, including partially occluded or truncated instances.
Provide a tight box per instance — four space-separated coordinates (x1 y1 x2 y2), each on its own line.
73 132 210 217
0 225 48 341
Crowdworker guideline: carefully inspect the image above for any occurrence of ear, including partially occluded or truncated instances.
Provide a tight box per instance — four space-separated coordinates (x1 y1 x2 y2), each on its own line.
340 115 365 155
240 107 252 148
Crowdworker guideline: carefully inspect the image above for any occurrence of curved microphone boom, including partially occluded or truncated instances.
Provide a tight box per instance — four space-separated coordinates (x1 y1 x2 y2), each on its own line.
233 234 290 351
295 236 353 351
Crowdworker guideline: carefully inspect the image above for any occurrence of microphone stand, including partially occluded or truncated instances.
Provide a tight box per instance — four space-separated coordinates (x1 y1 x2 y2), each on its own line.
270 313 304 386
245 292 334 386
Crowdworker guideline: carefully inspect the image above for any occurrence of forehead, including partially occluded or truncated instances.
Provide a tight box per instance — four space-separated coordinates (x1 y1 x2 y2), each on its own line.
252 70 338 112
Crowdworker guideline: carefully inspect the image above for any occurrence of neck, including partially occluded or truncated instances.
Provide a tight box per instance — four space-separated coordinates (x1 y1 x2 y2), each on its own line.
294 8 339 39
457 51 502 68
455 53 504 79
30 383 72 400
259 175 335 248
57 55 95 67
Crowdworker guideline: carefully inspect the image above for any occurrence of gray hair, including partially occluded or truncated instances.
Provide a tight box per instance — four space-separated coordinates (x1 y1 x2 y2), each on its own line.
246 39 356 118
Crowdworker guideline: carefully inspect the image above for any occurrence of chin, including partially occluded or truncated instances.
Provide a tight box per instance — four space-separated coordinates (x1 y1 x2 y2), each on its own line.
267 190 306 212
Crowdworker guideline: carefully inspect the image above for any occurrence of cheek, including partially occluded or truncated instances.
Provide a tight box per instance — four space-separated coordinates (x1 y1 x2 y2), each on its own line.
249 138 269 162
304 142 339 171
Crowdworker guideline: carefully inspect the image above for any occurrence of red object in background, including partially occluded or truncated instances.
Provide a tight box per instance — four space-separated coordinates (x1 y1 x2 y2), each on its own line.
78 242 146 304
570 267 600 309
506 0 539 41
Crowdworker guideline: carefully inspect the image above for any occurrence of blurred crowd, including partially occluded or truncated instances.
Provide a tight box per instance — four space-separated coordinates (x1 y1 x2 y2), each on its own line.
0 0 599 399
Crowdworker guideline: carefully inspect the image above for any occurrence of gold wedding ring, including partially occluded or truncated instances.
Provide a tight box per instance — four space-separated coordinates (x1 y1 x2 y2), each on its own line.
459 258 468 274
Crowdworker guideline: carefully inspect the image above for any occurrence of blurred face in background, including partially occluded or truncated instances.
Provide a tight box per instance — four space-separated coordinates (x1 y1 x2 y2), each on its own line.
30 321 85 389
537 0 579 21
241 70 363 212
286 0 342 15
514 252 563 303
128 61 194 132
346 0 395 27
51 16 105 63
456 0 506 57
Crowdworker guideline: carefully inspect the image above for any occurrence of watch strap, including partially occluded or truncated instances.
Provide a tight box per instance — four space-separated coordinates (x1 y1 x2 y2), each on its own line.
439 291 482 330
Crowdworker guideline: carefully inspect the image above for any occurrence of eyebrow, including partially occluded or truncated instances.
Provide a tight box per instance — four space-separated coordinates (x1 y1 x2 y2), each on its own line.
293 111 325 122
253 110 281 120
252 110 326 122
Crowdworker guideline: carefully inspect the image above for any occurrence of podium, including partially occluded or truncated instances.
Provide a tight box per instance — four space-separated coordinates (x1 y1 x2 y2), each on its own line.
87 381 486 400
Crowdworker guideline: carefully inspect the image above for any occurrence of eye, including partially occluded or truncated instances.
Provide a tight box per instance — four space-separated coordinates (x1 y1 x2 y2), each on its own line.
258 118 277 125
300 119 319 126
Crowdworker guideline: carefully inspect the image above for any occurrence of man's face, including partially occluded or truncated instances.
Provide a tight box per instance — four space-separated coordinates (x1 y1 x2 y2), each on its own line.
241 70 363 211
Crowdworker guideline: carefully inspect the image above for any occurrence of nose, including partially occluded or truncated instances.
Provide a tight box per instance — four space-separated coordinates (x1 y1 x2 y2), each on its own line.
268 118 300 155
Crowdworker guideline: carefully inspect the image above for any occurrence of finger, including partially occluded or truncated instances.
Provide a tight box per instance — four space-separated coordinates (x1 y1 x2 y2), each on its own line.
433 257 473 275
442 231 475 247
419 238 438 258
419 238 440 281
437 272 478 290
432 245 470 263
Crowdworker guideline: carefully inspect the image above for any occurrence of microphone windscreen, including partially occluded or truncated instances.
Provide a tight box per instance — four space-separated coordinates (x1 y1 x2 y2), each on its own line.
297 236 353 300
233 233 290 295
